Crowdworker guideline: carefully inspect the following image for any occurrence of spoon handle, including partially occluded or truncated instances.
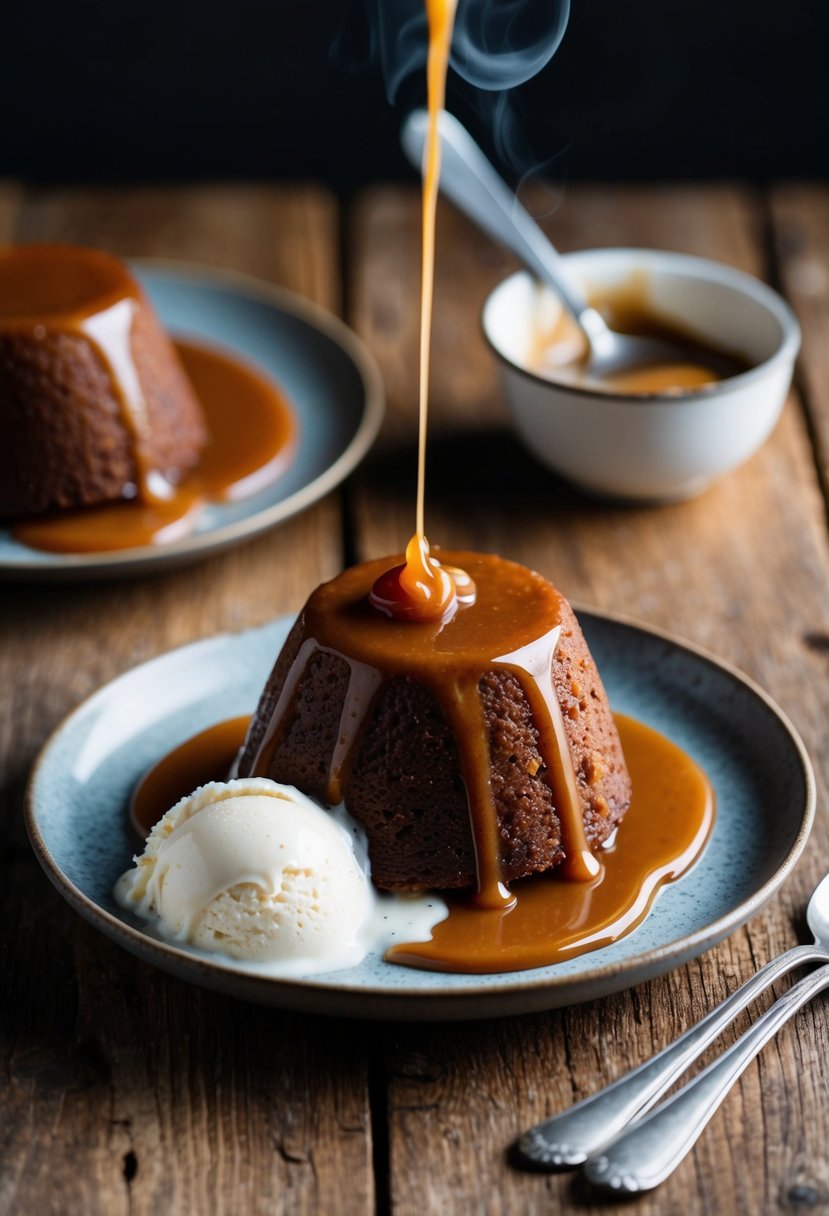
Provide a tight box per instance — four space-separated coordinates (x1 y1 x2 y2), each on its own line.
517 942 822 1168
584 962 829 1194
401 109 592 325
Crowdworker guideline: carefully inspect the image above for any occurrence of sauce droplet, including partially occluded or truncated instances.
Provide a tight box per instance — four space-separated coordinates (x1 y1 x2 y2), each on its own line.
471 880 516 912
369 533 475 623
560 848 603 883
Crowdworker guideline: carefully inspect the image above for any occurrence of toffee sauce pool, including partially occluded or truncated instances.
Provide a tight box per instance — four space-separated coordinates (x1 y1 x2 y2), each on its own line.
129 711 713 975
13 339 296 553
529 273 752 394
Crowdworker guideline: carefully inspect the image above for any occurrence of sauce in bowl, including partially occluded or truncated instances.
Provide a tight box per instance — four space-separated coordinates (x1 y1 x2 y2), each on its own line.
529 274 752 395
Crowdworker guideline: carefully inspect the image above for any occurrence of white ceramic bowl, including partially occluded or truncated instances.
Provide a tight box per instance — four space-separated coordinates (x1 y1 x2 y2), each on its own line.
482 249 801 501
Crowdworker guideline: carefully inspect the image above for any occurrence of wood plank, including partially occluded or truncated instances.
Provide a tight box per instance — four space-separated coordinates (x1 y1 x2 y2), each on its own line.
348 183 829 1215
0 186 373 1215
0 180 23 238
769 185 829 491
16 183 341 313
348 185 512 447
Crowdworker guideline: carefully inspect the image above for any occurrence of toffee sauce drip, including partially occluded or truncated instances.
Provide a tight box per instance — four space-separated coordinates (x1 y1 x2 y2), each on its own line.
414 0 458 543
388 713 714 973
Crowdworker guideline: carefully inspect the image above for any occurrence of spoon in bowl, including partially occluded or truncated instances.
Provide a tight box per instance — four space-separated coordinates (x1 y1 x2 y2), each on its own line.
517 869 829 1170
401 109 735 381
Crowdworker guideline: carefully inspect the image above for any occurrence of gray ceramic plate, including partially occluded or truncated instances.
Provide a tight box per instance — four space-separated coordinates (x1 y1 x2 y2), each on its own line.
0 262 384 580
26 611 815 1021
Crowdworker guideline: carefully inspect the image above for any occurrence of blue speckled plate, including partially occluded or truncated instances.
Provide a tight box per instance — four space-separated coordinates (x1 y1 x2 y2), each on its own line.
0 262 384 580
26 612 814 1021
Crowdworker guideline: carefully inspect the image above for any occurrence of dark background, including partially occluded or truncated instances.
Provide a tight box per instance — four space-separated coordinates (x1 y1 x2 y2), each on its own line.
2 0 827 189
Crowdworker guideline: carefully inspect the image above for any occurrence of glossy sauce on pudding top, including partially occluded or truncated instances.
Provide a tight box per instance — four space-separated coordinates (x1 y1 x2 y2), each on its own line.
0 243 138 318
529 272 752 394
2 243 297 553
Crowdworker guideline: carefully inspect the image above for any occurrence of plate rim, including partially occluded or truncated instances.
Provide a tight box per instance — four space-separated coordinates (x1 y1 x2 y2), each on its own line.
0 259 385 579
25 606 816 1020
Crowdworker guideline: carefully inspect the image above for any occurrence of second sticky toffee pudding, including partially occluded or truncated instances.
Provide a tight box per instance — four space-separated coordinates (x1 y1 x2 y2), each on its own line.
0 243 206 521
1 243 298 554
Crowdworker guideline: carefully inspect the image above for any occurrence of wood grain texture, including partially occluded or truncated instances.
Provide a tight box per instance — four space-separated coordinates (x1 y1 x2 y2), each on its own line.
0 181 23 239
5 180 829 1216
770 185 829 495
348 186 513 447
16 184 341 313
0 186 372 1216
348 184 829 1215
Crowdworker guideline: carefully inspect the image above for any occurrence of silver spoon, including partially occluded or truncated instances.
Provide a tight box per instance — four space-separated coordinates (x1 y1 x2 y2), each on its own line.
401 108 730 380
517 870 829 1169
584 961 829 1194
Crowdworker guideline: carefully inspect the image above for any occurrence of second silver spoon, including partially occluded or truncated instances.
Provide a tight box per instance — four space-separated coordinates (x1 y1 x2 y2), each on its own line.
517 870 829 1168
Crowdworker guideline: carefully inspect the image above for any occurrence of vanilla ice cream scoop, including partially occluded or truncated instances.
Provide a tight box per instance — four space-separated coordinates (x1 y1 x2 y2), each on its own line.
115 778 374 972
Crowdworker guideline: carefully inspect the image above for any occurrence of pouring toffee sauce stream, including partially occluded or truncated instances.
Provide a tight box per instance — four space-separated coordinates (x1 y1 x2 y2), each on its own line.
368 0 460 629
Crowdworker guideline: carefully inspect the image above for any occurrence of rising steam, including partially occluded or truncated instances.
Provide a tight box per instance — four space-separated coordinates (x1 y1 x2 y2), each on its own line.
369 0 570 102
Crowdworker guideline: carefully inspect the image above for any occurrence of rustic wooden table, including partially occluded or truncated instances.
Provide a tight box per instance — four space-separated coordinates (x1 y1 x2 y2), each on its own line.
2 181 829 1215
